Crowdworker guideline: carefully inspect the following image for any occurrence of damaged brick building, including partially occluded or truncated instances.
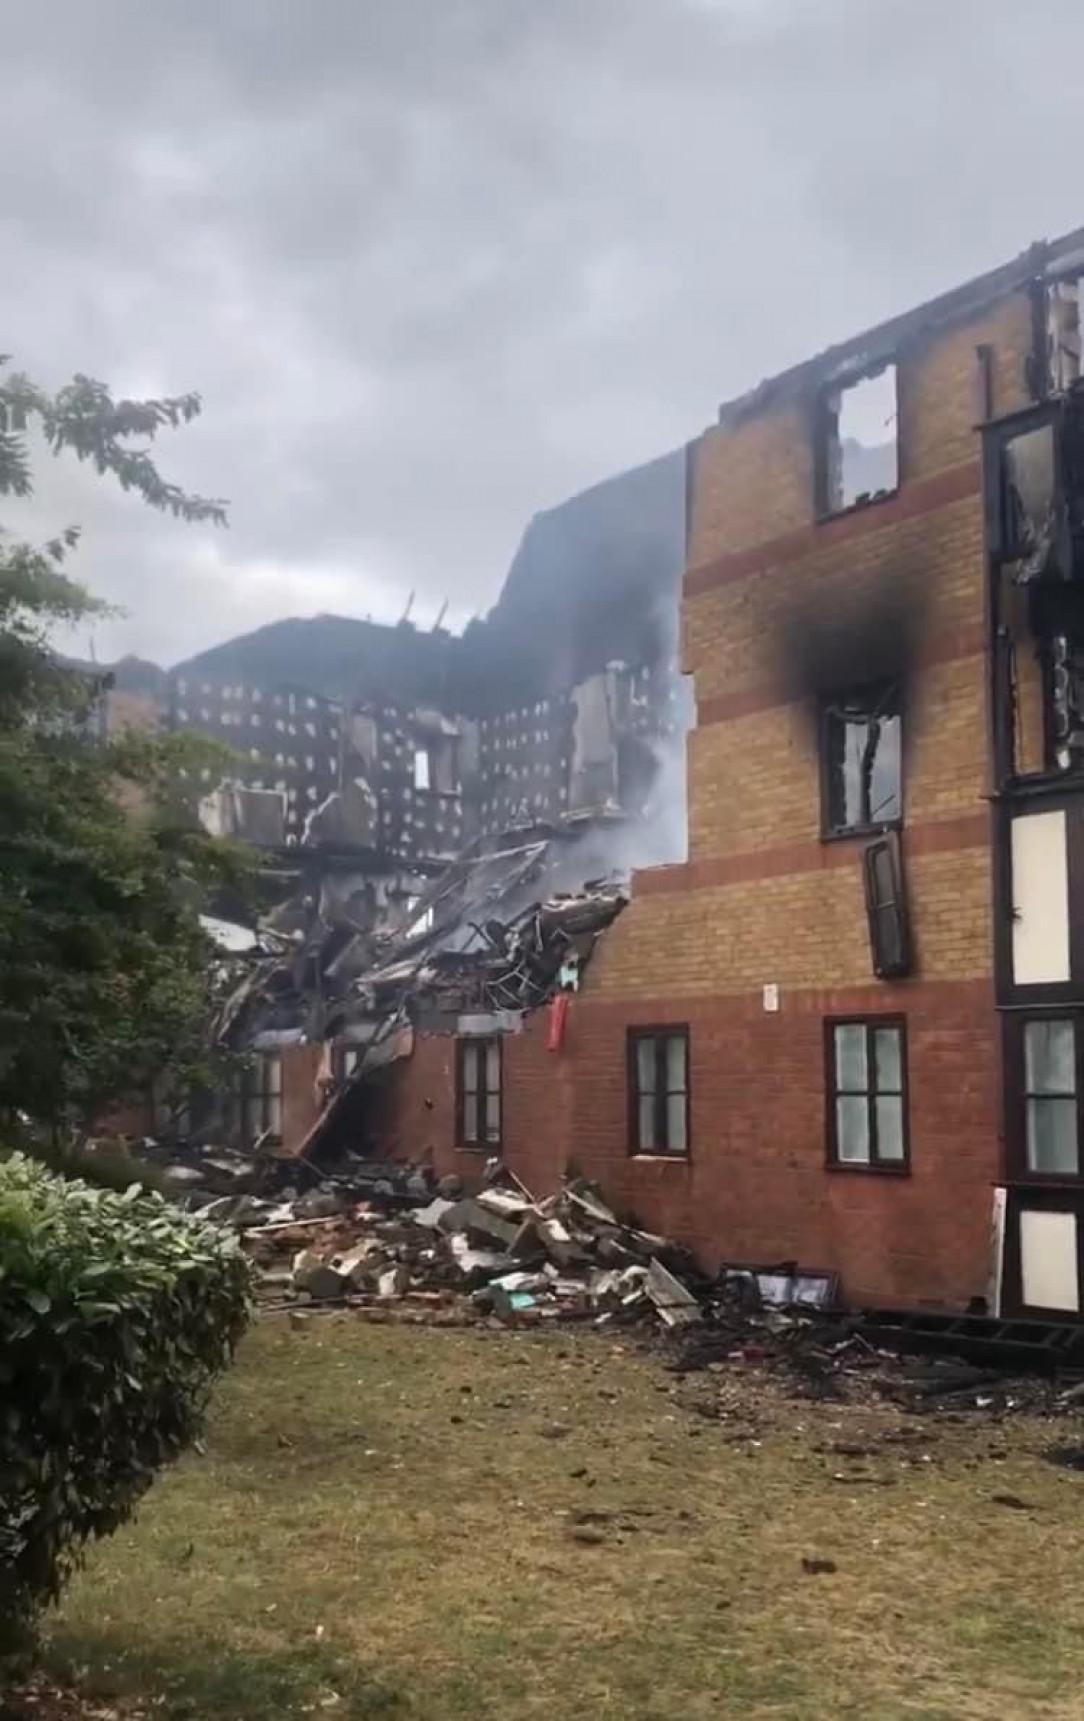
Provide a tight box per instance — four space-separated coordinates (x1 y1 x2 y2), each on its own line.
149 449 690 1154
323 224 1084 1324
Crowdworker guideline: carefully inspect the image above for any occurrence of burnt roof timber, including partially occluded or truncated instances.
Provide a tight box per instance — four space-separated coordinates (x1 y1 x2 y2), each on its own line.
716 225 1084 433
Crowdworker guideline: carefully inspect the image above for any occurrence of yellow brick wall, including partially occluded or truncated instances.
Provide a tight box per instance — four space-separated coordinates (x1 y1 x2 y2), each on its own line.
591 284 1034 1004
685 654 986 863
900 295 1033 480
591 847 991 999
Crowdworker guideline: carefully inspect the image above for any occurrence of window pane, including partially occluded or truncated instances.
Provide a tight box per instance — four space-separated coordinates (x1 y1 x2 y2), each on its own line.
1025 1021 1075 1096
267 1056 282 1097
636 1038 657 1094
463 1091 479 1142
874 1028 902 1094
834 1025 868 1093
666 1093 687 1154
485 1092 501 1142
484 1039 501 1094
836 1096 870 1162
462 1044 479 1094
869 712 901 824
1027 1097 1079 1174
267 1094 282 1137
638 1095 656 1151
665 1034 687 1092
875 1095 905 1161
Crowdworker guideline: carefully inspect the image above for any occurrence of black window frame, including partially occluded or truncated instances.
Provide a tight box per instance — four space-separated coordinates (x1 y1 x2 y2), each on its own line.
1006 1010 1084 1184
627 1026 691 1159
820 679 904 840
825 1016 909 1174
455 1036 502 1150
238 1052 282 1142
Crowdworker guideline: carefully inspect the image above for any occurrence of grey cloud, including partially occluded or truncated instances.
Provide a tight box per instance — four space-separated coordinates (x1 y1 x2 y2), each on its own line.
2 0 1083 661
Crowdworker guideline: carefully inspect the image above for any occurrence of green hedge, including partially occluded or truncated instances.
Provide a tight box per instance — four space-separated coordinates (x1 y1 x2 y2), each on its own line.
0 1152 252 1648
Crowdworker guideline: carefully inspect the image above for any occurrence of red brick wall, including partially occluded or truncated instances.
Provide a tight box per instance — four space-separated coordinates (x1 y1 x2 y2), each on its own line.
279 1043 323 1156
380 976 997 1310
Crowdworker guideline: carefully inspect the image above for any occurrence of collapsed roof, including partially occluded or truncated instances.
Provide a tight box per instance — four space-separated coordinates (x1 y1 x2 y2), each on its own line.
215 817 629 1060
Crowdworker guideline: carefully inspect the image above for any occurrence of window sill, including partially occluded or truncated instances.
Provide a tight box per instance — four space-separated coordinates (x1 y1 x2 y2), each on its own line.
629 1152 691 1164
826 1160 910 1177
1005 1173 1084 1190
816 486 899 526
821 819 902 845
455 1142 497 1154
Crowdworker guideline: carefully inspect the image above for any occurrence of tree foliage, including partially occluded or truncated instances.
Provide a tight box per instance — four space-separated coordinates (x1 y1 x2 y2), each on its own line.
0 356 246 1135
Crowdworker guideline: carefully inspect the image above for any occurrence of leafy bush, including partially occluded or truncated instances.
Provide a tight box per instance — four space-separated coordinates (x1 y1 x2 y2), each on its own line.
0 1153 252 1650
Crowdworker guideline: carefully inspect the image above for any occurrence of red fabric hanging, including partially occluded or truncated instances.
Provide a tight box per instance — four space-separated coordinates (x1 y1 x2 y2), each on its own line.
548 991 571 1052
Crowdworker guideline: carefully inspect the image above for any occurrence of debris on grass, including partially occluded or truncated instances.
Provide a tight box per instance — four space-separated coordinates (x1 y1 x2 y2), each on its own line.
117 1135 1084 1425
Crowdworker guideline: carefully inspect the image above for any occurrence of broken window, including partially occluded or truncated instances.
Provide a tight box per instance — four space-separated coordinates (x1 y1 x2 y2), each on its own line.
238 1053 282 1142
821 682 902 836
628 1027 689 1157
413 734 458 794
1049 277 1082 393
818 363 899 515
456 1037 502 1148
863 831 912 980
1001 421 1058 577
827 1019 907 1170
1023 1018 1079 1176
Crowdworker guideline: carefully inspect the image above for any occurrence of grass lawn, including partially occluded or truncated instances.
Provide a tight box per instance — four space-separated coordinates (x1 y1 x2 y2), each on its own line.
38 1314 1084 1720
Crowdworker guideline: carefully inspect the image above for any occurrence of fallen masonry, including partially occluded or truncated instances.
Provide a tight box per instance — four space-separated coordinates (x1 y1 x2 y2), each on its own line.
111 1135 1084 1418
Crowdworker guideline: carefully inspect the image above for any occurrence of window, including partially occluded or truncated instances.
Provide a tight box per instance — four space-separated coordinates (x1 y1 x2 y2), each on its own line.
863 832 912 980
1024 1019 1079 1175
456 1038 501 1148
239 1053 282 1141
817 363 898 515
334 1044 361 1084
1000 421 1058 575
1048 276 1082 392
821 682 902 836
827 1019 907 1170
414 734 458 794
628 1027 689 1157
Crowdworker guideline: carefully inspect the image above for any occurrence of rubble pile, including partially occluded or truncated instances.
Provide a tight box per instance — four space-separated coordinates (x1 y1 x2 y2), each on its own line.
237 1167 712 1327
126 1139 1084 1414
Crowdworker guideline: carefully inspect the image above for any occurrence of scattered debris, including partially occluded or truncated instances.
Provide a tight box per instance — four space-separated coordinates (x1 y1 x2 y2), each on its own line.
1044 1444 1084 1471
991 1494 1035 1511
121 1136 1084 1423
800 1556 838 1575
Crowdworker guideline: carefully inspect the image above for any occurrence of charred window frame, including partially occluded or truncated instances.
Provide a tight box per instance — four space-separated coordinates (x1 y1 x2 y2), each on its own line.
985 400 1084 783
1006 1013 1084 1182
456 1036 502 1149
414 732 459 795
863 832 912 980
988 407 1064 580
820 681 903 839
815 362 899 519
239 1053 282 1141
1047 275 1083 395
334 1044 361 1084
627 1027 690 1158
826 1018 908 1172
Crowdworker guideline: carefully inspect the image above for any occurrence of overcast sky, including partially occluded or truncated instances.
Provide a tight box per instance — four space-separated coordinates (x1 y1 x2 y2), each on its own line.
2 0 1081 665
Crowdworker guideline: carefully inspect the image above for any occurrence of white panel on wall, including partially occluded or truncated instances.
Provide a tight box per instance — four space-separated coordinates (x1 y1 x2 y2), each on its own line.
1020 1208 1080 1312
1012 810 1070 985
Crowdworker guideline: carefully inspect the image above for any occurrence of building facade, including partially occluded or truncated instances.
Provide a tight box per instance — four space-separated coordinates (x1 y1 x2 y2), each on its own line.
373 227 1084 1321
